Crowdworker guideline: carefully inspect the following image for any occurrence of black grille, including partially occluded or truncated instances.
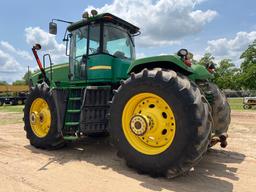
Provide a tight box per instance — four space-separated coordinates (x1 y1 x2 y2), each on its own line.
80 86 112 134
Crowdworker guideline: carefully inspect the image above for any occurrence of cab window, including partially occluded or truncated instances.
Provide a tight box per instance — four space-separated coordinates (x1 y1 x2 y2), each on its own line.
103 24 135 60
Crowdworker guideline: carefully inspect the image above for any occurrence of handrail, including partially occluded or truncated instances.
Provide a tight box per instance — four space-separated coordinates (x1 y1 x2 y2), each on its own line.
43 54 53 83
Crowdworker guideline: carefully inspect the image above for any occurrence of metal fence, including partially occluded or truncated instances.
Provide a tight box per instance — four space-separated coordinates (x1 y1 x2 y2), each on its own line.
223 90 256 97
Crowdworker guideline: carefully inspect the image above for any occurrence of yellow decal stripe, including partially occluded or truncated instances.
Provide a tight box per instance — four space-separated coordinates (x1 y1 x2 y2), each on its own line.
89 66 112 70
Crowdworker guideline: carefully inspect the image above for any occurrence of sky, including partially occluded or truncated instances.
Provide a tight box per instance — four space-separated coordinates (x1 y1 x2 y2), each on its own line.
0 0 255 83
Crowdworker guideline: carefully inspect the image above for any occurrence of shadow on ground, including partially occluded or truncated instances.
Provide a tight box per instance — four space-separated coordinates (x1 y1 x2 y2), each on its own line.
25 137 245 192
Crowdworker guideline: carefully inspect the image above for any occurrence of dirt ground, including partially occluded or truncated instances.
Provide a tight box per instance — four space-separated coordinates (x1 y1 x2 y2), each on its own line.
0 111 255 192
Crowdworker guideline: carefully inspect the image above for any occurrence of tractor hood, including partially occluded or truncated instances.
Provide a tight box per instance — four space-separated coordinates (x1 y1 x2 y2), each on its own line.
128 55 193 74
30 63 69 87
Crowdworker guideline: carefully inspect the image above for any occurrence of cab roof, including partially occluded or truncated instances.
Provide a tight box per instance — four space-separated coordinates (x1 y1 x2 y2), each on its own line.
67 13 140 35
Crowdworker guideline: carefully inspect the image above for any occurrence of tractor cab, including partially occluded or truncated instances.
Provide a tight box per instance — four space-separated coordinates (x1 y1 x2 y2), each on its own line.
50 12 140 84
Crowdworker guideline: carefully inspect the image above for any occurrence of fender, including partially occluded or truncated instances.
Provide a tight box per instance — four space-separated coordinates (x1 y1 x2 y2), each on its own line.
127 55 193 75
189 64 214 81
128 55 213 81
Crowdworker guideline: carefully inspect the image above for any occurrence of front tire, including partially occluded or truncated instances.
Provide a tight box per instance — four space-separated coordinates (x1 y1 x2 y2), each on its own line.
24 84 65 149
110 69 211 178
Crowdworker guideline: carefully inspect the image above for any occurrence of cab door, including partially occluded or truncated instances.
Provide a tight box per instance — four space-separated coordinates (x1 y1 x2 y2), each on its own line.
69 24 101 81
69 26 88 81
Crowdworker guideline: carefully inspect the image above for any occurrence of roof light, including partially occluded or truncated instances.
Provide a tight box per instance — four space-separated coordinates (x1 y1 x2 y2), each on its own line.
82 11 89 19
91 10 98 17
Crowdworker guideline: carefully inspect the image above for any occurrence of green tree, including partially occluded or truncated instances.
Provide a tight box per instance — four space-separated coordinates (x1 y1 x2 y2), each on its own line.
188 52 198 64
22 70 32 85
198 53 215 66
213 59 241 90
239 40 256 90
12 70 32 85
0 81 8 85
239 63 256 90
12 80 26 85
240 40 256 70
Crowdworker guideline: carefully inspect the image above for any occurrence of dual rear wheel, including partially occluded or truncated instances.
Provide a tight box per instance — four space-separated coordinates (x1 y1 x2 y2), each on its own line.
110 69 212 177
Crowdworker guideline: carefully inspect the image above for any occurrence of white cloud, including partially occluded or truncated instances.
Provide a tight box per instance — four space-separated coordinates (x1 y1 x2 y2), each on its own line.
0 26 68 83
193 53 203 61
25 27 67 64
206 31 256 65
0 41 15 52
136 52 146 59
0 41 34 82
0 50 21 72
0 41 33 61
0 49 24 82
85 0 217 47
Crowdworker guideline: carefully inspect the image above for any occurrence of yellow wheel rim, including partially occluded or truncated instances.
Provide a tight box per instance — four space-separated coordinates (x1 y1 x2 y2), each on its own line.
29 98 51 138
122 93 176 155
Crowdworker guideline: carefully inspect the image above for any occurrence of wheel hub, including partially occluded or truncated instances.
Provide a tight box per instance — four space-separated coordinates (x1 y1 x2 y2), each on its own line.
29 98 51 138
122 93 176 155
130 115 149 136
30 112 37 124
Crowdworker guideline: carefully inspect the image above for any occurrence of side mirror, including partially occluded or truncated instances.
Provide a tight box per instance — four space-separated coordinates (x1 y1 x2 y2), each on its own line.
49 22 57 35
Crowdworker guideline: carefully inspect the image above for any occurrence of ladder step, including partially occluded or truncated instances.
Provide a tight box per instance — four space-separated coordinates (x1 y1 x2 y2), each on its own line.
69 97 81 101
67 109 81 113
64 136 78 140
65 122 79 126
68 87 84 89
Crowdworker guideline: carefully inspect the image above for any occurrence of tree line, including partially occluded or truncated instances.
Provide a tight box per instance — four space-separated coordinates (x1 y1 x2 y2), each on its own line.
197 40 256 90
0 71 32 86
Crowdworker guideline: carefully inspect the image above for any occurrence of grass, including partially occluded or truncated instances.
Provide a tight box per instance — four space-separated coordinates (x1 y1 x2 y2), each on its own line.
227 97 244 110
0 99 252 113
227 97 256 111
0 105 24 113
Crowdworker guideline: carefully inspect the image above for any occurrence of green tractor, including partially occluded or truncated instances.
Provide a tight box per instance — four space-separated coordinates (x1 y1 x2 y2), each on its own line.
24 11 230 178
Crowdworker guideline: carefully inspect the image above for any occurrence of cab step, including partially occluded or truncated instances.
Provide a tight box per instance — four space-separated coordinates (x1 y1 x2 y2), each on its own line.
69 97 81 101
65 122 80 126
67 109 81 113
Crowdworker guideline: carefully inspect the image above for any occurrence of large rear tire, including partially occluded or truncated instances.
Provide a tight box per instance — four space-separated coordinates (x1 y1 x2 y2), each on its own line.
110 69 212 178
24 84 65 149
208 83 230 136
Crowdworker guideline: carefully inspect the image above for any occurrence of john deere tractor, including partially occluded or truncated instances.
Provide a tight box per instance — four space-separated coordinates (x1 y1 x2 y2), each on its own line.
24 11 230 178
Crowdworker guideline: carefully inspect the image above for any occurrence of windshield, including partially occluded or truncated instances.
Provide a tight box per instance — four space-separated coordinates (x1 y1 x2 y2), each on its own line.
103 24 135 60
71 24 101 59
